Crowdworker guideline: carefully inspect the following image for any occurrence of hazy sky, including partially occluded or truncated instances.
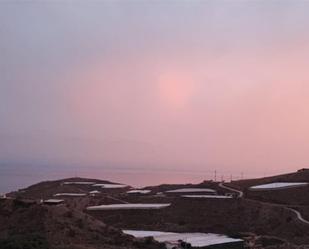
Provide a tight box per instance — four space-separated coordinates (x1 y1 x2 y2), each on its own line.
1 1 309 190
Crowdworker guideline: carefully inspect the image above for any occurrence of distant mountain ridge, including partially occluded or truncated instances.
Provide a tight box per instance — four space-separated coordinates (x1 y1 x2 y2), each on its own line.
7 177 130 200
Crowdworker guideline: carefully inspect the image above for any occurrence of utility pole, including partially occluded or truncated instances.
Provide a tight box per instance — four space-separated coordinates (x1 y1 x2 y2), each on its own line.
214 170 217 182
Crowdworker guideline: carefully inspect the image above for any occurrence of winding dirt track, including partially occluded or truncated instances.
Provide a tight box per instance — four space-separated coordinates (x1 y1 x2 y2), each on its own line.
286 208 309 225
219 183 309 225
219 182 243 197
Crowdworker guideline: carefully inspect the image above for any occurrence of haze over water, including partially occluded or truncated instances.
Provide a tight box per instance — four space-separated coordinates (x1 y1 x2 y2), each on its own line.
1 1 309 193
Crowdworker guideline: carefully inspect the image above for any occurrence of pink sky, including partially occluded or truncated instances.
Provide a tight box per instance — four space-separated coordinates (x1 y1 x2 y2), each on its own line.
1 1 309 188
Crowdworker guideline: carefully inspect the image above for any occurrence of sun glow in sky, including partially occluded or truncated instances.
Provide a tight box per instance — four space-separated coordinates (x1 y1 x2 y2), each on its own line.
158 71 197 110
1 1 309 190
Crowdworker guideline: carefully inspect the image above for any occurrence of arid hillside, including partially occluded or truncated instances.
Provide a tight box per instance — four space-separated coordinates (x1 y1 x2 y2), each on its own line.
3 175 309 249
228 170 309 205
87 196 309 246
0 198 163 249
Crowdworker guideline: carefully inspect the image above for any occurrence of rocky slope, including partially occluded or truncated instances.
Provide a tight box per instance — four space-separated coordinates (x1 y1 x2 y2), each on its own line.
0 198 163 249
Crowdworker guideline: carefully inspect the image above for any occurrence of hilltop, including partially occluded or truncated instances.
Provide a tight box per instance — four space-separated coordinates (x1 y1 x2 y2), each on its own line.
228 169 309 205
7 177 130 200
